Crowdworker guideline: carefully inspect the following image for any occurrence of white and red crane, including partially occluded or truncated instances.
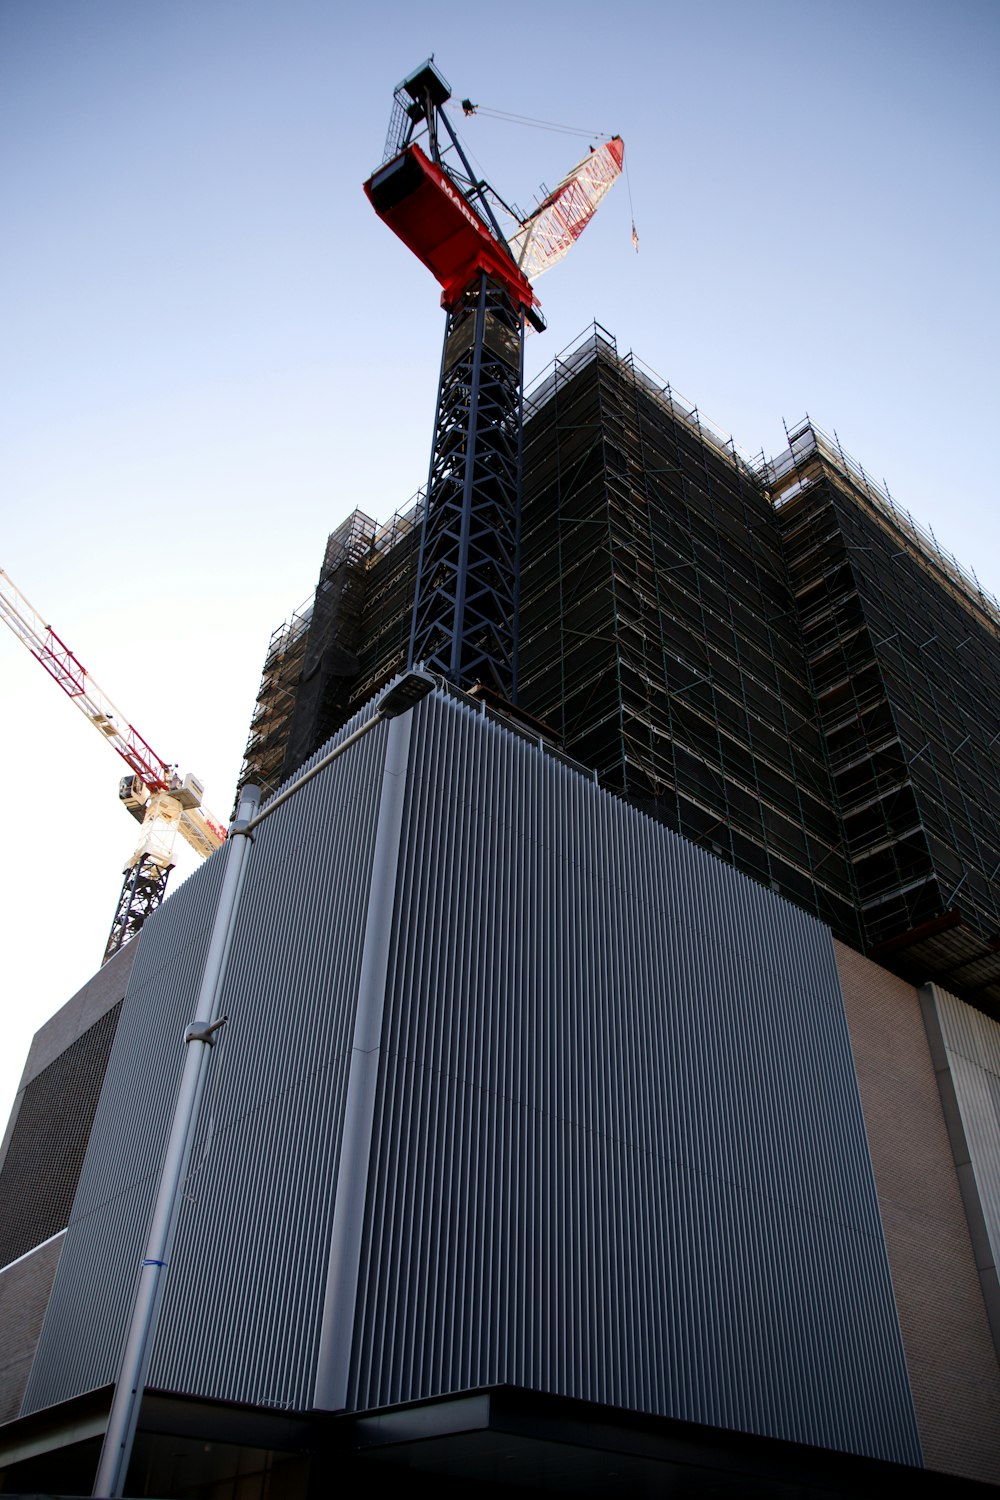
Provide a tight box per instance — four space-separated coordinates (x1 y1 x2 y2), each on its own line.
0 568 227 962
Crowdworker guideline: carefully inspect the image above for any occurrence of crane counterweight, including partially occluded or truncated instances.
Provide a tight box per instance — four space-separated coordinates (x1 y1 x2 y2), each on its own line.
365 145 541 323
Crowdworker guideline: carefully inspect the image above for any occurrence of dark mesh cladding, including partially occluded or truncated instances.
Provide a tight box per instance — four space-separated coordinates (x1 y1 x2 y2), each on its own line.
0 1003 121 1267
517 333 857 947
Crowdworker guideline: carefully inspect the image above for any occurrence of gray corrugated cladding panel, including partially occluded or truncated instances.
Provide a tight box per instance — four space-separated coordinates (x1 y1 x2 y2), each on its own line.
350 694 919 1463
929 987 1000 1281
24 689 918 1464
23 711 388 1415
22 841 227 1414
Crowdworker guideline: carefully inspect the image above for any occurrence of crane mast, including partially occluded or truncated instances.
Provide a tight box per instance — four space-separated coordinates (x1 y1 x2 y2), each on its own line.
412 266 527 697
366 62 536 699
365 61 622 702
0 568 227 962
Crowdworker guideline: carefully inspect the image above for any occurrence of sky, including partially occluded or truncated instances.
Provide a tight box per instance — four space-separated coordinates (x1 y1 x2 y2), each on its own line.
1 0 998 1131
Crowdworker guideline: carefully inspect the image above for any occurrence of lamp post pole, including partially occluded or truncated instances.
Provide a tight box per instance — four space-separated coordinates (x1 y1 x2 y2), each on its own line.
92 671 435 1498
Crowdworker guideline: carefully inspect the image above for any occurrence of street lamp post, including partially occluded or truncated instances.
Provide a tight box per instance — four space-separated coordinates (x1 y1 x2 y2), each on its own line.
92 671 435 1498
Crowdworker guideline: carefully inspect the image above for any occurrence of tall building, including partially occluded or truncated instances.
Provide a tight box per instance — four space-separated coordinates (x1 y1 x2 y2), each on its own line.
2 327 1000 1496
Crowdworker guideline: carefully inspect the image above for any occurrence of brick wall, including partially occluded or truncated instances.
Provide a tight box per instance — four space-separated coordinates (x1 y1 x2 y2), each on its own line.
0 1003 122 1270
0 947 137 1430
0 1234 64 1424
0 942 135 1177
835 940 1000 1483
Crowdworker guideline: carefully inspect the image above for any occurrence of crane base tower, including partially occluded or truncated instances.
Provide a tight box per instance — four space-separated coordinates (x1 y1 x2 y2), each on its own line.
104 856 172 962
409 271 525 697
365 59 619 703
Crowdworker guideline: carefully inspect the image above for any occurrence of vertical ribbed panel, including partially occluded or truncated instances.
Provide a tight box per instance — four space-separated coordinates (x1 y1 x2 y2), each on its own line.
22 847 228 1413
23 689 919 1465
349 693 919 1464
150 717 389 1408
928 987 1000 1284
23 710 390 1414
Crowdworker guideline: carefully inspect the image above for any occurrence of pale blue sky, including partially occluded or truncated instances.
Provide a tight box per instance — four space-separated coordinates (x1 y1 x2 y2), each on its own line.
1 0 998 1125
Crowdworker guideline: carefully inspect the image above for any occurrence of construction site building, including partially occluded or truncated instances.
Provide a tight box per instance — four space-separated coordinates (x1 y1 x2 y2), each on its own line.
239 326 1000 1017
4 328 1000 1496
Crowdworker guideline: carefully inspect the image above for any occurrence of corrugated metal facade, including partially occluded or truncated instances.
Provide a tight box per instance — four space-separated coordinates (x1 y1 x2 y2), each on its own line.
929 987 1000 1253
23 709 387 1416
23 689 919 1465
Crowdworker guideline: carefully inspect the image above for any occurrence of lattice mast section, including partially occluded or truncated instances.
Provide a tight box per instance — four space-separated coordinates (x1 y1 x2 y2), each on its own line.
410 275 525 691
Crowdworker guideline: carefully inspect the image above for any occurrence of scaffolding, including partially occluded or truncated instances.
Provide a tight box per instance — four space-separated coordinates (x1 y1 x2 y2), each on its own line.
518 325 858 943
278 510 376 782
771 425 1000 1008
350 497 423 711
239 597 314 802
238 502 424 801
767 422 1000 639
238 511 376 800
238 325 1000 1015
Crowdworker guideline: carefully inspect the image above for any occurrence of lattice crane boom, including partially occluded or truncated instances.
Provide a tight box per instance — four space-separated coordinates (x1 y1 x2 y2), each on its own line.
0 567 227 958
0 568 173 791
509 137 625 281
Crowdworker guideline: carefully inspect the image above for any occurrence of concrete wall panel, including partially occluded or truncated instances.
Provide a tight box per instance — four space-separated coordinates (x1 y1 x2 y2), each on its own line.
834 943 1000 1484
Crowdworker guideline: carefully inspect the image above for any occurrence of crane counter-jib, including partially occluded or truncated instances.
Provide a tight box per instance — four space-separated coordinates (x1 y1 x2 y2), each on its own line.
364 144 542 323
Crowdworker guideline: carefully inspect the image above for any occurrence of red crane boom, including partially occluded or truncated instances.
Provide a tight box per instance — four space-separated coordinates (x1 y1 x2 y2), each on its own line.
1 569 175 791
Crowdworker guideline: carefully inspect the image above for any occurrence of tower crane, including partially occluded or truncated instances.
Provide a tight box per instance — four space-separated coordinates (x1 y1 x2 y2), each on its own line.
364 61 623 701
0 568 227 963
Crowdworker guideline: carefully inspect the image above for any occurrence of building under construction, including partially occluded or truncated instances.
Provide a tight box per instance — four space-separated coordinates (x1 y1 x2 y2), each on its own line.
4 41 1000 1486
240 325 1000 1017
4 322 1000 1495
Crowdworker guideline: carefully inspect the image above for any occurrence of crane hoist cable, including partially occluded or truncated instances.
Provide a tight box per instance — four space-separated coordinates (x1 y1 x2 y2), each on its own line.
460 98 637 253
623 145 639 252
459 101 612 140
